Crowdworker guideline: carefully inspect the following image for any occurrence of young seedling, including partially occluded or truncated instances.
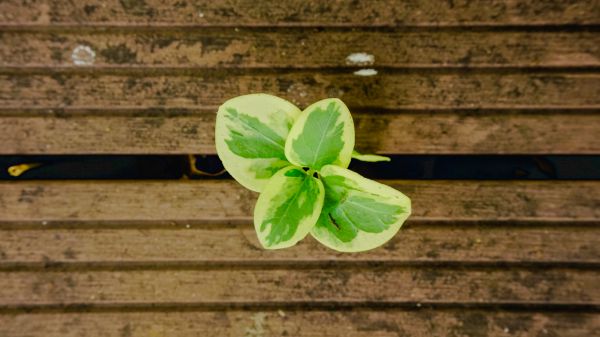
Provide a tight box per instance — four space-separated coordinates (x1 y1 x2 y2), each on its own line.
215 94 411 252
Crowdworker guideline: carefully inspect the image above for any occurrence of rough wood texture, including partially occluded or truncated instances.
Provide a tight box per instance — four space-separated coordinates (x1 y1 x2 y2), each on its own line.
1 181 599 222
1 73 598 109
1 31 598 68
2 267 598 305
1 0 598 26
0 225 598 265
2 112 599 154
1 311 598 337
1 1 599 335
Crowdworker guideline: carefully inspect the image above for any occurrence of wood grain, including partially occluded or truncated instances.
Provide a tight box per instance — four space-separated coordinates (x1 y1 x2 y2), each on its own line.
1 73 598 109
1 0 598 26
1 311 598 337
1 30 598 68
1 112 599 154
1 180 598 222
1 267 597 305
0 225 598 265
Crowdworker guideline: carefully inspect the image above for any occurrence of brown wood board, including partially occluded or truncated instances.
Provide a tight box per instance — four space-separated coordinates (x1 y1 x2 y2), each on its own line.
1 73 598 109
0 225 598 265
1 112 599 154
1 30 598 68
1 0 598 26
1 180 599 222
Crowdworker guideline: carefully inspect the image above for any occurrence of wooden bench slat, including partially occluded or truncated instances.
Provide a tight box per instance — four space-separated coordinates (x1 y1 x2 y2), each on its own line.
1 31 598 68
1 267 597 305
1 113 599 154
0 225 598 264
2 73 598 109
1 181 598 222
1 0 597 26
1 311 597 337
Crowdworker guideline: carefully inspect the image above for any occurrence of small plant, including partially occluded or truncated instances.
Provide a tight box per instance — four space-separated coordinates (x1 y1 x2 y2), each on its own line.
215 94 411 252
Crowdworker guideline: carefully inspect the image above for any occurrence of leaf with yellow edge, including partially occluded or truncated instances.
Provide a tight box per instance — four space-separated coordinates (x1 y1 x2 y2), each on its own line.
215 94 301 192
311 165 411 252
254 166 324 249
352 150 391 162
285 98 354 170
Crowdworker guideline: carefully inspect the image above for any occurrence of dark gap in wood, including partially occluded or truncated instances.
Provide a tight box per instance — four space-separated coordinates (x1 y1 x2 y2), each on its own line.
0 261 597 272
0 219 598 230
0 301 597 315
1 155 599 180
2 66 599 76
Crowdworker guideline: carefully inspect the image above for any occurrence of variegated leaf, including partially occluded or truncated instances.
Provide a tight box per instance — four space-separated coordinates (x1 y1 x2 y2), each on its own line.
285 98 354 170
352 150 391 162
215 94 301 192
254 166 325 249
311 165 411 252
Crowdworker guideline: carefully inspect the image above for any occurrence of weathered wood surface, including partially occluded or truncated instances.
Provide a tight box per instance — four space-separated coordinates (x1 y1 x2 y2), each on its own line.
1 312 598 337
1 311 598 337
1 0 598 26
3 311 600 337
1 30 598 68
0 312 597 337
1 1 599 336
0 225 598 265
1 267 597 305
2 112 599 154
1 73 598 109
1 181 599 222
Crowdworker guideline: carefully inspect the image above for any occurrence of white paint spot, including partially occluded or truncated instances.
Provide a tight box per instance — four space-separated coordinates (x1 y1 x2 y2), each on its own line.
353 68 378 76
42 221 48 226
277 309 286 317
185 224 191 229
71 45 95 66
504 327 510 333
197 11 205 18
346 52 375 65
245 312 267 337
416 303 422 307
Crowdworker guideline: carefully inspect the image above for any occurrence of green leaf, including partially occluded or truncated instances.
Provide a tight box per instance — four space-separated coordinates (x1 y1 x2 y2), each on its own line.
285 98 354 170
254 166 325 249
311 165 411 252
352 150 391 162
215 94 301 192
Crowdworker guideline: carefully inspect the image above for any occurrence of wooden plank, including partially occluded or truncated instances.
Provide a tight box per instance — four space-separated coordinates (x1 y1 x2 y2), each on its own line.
1 112 599 154
1 73 598 109
0 0 597 26
1 31 598 68
0 225 598 265
1 267 597 305
1 311 598 337
0 181 598 222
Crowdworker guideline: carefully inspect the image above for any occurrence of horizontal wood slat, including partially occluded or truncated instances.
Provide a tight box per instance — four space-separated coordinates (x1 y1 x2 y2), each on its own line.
1 267 597 305
1 31 598 68
0 225 598 265
1 181 599 222
1 73 598 109
1 112 599 154
1 311 598 337
1 0 598 26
